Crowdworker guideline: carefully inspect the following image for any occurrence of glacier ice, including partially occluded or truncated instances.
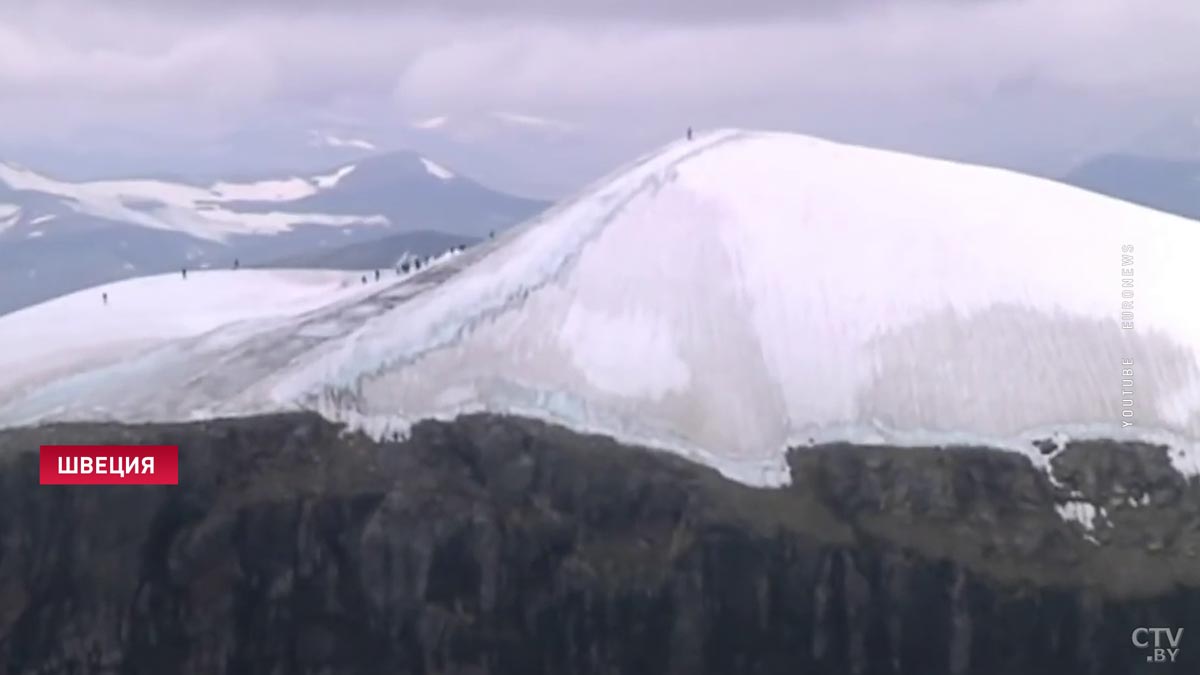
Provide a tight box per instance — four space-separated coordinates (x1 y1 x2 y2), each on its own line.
1 129 1199 487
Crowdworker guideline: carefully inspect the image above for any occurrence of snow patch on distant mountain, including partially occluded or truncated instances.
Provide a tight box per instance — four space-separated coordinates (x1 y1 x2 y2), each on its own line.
210 177 318 202
420 158 454 180
0 204 19 232
313 165 356 189
28 214 55 226
0 161 386 241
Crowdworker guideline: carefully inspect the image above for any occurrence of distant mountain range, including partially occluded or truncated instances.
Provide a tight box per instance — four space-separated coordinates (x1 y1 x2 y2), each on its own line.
1062 154 1200 220
0 151 546 314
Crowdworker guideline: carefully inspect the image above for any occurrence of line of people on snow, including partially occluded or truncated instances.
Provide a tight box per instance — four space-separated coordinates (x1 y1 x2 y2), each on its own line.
104 245 471 304
103 127 694 306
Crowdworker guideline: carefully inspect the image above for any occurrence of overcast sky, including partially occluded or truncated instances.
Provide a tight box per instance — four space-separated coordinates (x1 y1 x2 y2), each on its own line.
1 0 1197 196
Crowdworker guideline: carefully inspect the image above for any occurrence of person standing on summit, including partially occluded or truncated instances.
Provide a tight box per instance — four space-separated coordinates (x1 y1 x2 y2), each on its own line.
687 127 693 141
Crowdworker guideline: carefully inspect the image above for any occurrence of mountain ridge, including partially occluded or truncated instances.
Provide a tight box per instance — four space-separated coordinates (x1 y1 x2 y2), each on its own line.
0 150 546 314
1 129 1198 489
1 412 1197 674
1062 153 1200 220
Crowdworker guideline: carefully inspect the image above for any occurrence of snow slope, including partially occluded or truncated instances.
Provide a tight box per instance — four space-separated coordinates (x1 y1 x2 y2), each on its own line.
0 269 376 412
2 129 1199 487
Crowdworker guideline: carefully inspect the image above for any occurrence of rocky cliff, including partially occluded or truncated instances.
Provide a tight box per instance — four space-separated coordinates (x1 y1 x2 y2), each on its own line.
1 413 1197 674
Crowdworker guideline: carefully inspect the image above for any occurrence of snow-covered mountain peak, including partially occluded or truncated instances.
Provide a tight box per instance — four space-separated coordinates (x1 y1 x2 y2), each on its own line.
0 149 525 244
2 129 1198 486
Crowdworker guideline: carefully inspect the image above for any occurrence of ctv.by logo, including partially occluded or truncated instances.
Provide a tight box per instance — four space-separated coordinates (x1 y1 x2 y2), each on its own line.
1133 627 1183 664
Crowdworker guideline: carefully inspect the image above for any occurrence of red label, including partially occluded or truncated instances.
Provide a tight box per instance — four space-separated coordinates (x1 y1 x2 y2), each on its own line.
39 445 179 485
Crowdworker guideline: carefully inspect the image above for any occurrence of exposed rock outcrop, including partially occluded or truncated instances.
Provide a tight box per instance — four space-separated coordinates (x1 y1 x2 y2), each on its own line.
0 414 1197 674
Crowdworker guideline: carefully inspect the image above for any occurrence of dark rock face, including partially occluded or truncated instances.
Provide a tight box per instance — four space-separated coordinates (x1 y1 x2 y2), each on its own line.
0 413 1198 674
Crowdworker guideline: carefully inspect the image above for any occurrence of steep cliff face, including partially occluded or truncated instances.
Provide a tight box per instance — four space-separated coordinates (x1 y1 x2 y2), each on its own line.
0 413 1197 674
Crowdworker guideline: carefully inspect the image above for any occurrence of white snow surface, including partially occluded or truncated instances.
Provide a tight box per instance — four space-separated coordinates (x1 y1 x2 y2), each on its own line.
313 165 357 189
0 269 377 413
0 162 385 241
209 177 318 202
2 129 1200 487
420 158 455 180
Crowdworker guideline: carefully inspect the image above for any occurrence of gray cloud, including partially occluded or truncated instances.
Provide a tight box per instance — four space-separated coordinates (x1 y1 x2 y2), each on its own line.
65 0 966 23
0 0 1196 196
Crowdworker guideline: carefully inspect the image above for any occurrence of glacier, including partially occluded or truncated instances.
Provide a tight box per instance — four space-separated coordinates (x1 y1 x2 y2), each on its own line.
1 129 1199 487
